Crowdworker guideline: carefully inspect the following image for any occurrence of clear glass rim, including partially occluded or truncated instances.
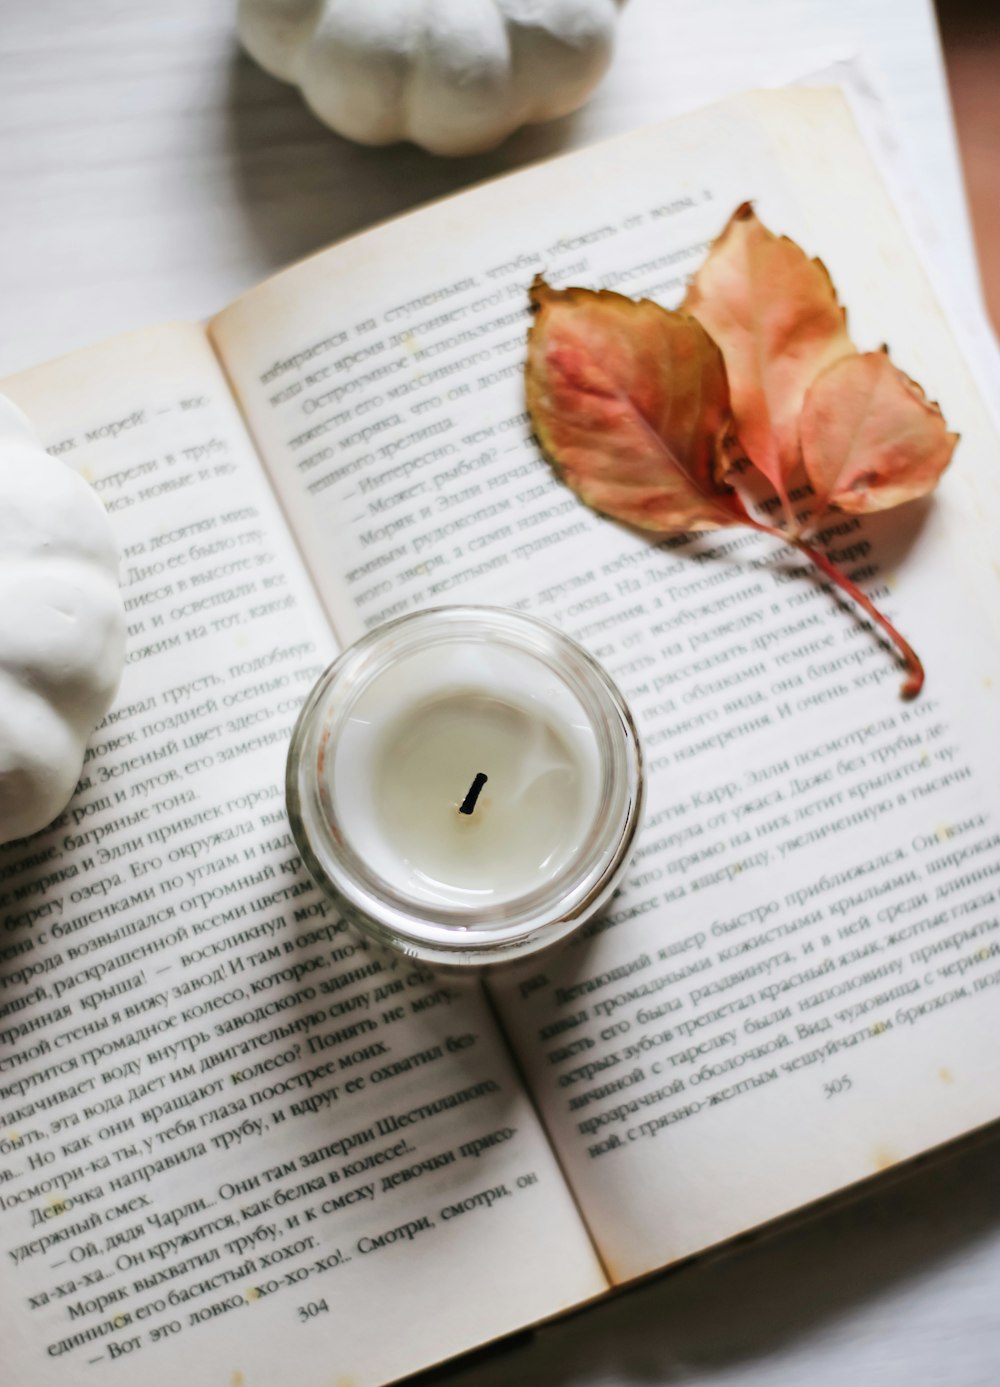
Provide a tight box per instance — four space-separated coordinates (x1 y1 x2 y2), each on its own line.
286 606 644 966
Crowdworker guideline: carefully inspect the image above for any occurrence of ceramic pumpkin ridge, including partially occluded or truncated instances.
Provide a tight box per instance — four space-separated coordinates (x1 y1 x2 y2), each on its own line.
237 0 624 156
0 396 127 844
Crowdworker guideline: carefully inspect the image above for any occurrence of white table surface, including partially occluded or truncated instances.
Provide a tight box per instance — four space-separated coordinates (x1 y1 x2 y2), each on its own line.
2 2 998 1384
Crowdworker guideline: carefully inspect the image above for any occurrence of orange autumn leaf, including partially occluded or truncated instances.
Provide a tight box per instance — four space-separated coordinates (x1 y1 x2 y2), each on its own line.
523 207 961 700
525 276 745 533
800 349 959 516
681 203 855 514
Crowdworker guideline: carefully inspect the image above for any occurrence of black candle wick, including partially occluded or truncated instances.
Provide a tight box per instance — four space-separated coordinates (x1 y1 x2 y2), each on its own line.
459 773 488 816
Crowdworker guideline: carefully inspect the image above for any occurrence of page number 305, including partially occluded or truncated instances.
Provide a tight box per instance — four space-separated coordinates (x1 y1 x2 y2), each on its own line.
823 1076 853 1098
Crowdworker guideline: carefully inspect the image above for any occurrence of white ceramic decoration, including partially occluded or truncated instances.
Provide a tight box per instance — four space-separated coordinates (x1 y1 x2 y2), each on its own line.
237 0 624 156
0 396 126 845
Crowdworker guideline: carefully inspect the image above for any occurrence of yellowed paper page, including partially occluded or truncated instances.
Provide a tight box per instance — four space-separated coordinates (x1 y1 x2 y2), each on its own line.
210 89 1000 1281
0 324 606 1386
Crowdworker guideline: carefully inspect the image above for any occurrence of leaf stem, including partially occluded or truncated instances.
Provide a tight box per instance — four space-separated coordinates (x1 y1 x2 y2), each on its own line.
748 520 924 699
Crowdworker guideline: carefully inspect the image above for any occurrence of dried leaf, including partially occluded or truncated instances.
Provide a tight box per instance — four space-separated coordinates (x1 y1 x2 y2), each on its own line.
523 203 960 701
525 276 745 532
681 203 855 511
800 349 959 516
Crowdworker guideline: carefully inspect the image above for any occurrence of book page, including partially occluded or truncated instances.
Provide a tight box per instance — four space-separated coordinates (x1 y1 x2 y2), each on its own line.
0 325 606 1387
211 87 1000 1283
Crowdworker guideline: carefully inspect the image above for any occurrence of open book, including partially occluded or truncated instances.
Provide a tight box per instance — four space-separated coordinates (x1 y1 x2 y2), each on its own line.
2 86 1000 1387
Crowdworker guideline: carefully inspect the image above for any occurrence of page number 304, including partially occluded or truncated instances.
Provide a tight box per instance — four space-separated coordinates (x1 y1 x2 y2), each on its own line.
823 1076 853 1099
298 1300 330 1323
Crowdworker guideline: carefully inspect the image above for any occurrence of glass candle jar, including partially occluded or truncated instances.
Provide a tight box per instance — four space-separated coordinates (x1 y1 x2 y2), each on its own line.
286 606 643 968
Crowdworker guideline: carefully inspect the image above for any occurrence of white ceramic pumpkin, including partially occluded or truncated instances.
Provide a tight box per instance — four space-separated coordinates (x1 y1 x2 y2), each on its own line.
0 396 126 845
237 0 624 156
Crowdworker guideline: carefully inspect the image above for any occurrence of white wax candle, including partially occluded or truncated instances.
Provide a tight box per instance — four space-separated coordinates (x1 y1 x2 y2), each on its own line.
329 642 602 910
288 607 643 966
